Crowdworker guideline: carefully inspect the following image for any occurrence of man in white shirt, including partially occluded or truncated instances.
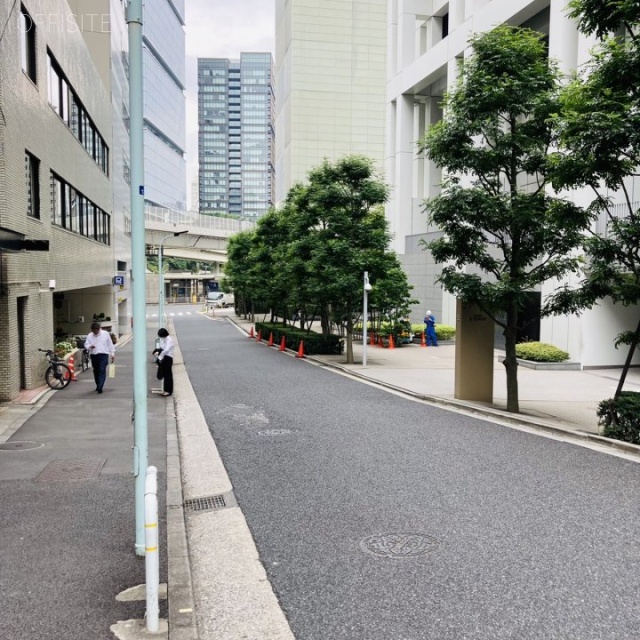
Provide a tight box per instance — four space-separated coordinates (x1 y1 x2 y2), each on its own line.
85 322 115 394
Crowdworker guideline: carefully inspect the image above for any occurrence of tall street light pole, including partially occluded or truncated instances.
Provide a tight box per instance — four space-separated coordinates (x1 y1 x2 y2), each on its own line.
126 0 147 556
363 271 372 367
158 230 188 328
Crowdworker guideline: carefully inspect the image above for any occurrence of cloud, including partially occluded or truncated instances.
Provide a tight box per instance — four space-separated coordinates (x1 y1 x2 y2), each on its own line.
184 0 275 205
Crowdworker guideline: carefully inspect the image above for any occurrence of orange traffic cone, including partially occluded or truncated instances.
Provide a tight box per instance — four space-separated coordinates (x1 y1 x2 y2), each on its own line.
249 326 254 339
68 355 78 381
420 332 427 347
370 333 375 346
378 336 384 348
268 332 274 347
279 336 286 351
257 330 262 342
388 335 395 350
295 340 305 358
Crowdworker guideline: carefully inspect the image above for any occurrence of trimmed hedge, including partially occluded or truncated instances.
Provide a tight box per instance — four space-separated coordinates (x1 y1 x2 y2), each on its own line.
597 392 640 444
255 322 344 355
515 342 569 363
410 323 456 341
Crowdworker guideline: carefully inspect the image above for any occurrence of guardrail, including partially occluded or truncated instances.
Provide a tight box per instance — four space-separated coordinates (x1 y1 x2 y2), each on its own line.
145 205 256 234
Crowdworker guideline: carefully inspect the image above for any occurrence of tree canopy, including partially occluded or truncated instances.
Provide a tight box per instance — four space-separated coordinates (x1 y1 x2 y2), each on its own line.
420 25 593 412
225 155 415 364
550 1 640 398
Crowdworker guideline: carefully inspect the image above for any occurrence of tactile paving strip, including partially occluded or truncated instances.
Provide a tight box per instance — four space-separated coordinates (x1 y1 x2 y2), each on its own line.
35 458 106 482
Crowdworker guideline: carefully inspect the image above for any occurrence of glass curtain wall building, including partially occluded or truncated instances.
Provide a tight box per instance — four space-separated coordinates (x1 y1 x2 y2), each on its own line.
142 0 187 210
198 53 275 219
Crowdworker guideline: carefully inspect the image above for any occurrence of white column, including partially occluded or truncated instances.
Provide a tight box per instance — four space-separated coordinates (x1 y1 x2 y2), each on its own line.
397 1 417 69
450 0 466 30
549 0 579 75
393 94 416 251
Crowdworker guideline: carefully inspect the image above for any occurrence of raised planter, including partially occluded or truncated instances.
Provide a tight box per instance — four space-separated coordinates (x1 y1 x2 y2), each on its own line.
516 357 581 371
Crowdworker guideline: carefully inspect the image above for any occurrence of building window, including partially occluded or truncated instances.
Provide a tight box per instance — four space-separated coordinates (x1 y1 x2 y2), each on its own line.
50 171 111 245
19 5 36 82
48 51 109 175
25 151 40 219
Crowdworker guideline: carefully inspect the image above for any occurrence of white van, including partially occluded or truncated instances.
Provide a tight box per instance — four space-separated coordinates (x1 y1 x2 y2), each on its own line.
206 292 234 308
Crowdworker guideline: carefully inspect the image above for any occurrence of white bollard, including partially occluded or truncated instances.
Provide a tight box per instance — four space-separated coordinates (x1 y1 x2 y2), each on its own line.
145 465 159 633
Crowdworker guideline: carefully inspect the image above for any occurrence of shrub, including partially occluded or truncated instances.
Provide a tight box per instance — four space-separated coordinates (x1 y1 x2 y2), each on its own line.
597 392 640 444
54 340 75 358
515 342 569 362
255 322 343 355
410 323 456 340
436 324 456 341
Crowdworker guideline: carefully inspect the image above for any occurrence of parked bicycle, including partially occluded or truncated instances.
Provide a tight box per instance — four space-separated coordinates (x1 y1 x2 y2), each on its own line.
75 337 91 372
39 348 72 389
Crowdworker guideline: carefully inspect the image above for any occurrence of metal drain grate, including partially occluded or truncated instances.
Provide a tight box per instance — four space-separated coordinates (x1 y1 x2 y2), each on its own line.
0 441 43 451
35 458 106 482
184 494 228 512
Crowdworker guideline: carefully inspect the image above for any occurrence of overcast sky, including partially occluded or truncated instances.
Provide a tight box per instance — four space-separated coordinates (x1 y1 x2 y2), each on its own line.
184 0 275 205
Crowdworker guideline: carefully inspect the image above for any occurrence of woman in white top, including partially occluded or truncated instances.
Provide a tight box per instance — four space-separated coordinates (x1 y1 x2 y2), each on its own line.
153 328 174 396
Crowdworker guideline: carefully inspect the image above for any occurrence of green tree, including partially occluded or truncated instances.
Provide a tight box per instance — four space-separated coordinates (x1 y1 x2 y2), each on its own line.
419 26 592 413
549 1 640 400
224 230 256 318
293 156 403 364
224 156 415 363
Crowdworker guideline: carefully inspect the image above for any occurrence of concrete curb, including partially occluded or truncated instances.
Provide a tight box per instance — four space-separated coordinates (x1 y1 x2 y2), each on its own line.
166 397 199 640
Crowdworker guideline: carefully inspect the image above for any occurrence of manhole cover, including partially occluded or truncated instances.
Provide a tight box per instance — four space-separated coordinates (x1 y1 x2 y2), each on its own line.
257 429 295 436
360 533 440 558
0 441 43 451
35 458 106 482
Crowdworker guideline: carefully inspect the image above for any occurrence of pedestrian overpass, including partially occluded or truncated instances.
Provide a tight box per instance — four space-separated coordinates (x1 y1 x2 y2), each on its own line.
144 205 255 267
144 205 255 304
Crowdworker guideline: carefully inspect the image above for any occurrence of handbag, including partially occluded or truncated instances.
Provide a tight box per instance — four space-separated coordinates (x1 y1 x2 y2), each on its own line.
108 363 116 378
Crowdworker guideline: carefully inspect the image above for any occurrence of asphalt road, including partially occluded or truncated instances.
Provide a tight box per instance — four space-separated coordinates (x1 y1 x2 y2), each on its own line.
176 313 640 640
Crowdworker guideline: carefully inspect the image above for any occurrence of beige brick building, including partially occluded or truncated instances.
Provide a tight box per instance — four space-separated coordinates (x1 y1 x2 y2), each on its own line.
0 0 118 400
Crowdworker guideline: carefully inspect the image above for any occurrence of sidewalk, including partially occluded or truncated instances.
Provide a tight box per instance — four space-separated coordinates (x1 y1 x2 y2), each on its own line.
0 328 173 640
231 315 640 453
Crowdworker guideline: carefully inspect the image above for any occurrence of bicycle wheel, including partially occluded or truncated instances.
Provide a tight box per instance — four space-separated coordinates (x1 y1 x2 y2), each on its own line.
45 363 71 389
81 351 90 372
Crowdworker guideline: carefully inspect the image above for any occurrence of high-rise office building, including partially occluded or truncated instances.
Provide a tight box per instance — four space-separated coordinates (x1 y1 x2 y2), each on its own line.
198 53 275 219
274 0 387 203
142 0 187 210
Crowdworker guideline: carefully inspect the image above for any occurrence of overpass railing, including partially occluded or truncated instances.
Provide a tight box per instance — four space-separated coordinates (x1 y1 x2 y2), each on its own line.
145 205 256 235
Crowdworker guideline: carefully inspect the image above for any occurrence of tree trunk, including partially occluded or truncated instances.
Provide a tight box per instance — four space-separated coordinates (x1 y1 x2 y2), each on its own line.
346 315 354 364
502 308 520 413
614 316 640 401
320 306 330 338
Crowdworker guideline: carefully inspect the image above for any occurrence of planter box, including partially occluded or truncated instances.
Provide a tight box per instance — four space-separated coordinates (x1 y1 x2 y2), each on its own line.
516 358 582 371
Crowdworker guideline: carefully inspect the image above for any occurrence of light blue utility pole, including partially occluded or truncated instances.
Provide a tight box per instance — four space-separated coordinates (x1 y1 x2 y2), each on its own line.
126 0 148 556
